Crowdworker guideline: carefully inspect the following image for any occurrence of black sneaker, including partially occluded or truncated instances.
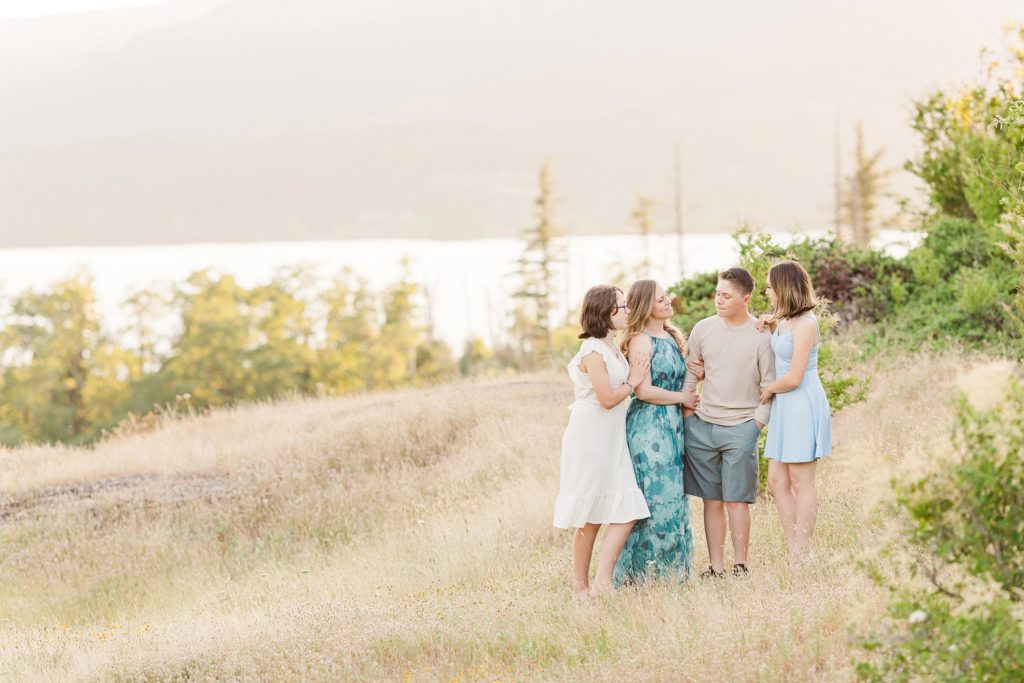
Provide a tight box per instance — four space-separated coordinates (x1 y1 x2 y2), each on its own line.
699 565 726 579
732 563 749 577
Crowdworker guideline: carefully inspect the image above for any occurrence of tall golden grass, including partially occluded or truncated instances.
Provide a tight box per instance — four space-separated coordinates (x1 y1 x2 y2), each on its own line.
0 352 975 680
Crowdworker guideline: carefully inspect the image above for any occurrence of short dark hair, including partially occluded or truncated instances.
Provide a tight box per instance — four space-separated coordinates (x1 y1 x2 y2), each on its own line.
578 285 622 339
719 267 754 296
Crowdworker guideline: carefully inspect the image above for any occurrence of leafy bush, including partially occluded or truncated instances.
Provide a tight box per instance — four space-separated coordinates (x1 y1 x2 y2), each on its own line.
732 231 912 326
896 27 1024 349
668 270 718 334
858 367 1024 681
905 26 1024 226
857 216 1021 350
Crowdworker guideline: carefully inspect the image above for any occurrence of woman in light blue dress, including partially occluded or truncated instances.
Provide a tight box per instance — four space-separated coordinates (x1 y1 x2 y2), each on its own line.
613 280 702 586
757 260 832 558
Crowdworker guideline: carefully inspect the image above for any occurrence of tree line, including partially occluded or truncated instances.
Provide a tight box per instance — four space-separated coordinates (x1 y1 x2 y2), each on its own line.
0 268 470 445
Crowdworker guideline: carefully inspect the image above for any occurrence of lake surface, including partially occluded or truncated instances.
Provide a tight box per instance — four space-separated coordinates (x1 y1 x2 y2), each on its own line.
0 231 919 351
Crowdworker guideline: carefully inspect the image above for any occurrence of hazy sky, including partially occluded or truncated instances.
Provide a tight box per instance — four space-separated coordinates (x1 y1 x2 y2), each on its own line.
0 0 1021 246
0 0 170 16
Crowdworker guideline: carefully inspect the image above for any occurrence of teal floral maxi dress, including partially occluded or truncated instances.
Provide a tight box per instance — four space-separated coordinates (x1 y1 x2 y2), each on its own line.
613 333 694 585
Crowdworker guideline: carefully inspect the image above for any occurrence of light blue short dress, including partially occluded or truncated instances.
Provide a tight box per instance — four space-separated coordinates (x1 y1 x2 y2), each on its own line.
763 314 832 463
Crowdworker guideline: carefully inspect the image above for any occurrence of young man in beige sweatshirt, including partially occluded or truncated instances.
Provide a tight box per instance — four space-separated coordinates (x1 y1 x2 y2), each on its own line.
681 267 775 578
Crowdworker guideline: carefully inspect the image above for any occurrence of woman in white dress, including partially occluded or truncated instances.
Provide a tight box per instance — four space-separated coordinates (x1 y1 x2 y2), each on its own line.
554 285 652 599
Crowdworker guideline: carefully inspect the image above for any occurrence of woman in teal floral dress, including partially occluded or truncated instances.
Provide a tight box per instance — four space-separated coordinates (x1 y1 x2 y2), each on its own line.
614 280 702 585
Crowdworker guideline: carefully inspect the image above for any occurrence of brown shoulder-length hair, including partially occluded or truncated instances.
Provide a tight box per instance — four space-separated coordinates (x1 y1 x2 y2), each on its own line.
619 280 687 358
578 285 622 339
768 260 817 320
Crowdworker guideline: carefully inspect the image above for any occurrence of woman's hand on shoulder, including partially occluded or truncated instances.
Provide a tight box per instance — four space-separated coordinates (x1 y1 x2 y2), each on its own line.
755 313 775 333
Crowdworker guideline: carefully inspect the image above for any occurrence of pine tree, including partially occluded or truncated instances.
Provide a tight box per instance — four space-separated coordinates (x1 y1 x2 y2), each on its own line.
631 194 657 277
512 161 565 367
840 123 889 248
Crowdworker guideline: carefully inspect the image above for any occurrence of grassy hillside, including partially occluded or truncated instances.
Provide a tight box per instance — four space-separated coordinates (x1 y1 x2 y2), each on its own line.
0 351 977 680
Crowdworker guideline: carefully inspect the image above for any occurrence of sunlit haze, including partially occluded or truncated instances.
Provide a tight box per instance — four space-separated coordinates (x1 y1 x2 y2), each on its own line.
0 0 1020 246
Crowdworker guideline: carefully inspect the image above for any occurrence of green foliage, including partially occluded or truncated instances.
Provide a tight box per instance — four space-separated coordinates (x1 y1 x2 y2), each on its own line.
858 590 1024 682
733 230 912 326
859 215 1020 349
667 270 717 334
459 337 504 377
906 27 1024 225
0 268 460 446
858 376 1024 681
897 26 1024 348
0 274 130 444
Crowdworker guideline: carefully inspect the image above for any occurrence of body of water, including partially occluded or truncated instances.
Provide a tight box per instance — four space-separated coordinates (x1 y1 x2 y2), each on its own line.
0 231 919 351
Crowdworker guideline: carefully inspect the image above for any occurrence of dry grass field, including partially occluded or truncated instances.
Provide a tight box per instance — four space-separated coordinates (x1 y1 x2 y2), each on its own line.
0 351 972 681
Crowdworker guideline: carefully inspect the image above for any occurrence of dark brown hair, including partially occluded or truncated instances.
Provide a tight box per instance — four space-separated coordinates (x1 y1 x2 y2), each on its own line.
578 285 622 339
768 260 817 320
719 267 754 295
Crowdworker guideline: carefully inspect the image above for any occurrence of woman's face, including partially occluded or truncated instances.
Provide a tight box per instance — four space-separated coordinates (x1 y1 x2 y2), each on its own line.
651 285 674 321
610 291 629 331
765 274 778 308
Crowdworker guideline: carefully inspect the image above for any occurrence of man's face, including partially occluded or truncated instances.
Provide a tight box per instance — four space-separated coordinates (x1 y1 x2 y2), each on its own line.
715 278 749 318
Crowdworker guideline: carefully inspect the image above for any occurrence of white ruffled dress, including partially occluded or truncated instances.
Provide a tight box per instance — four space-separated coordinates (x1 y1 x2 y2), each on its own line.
553 337 651 529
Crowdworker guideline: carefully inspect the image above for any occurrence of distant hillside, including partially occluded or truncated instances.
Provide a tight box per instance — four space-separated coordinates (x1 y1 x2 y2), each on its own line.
0 0 1017 246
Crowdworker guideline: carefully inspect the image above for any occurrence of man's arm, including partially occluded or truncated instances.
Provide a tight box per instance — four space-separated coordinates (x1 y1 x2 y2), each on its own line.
681 322 704 417
681 322 703 393
754 334 775 426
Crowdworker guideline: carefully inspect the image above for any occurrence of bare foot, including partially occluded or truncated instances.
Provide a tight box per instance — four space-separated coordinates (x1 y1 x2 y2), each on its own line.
789 545 816 565
573 588 591 602
589 579 614 598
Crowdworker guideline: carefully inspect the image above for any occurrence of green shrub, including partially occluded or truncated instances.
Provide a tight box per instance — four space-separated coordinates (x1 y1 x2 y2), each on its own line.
668 270 717 334
858 369 1024 681
957 267 1011 323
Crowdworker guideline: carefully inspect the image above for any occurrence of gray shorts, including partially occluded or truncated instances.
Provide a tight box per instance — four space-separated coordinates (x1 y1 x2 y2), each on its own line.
683 414 760 504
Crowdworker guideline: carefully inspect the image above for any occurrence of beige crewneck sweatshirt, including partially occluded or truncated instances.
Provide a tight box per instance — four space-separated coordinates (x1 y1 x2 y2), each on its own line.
682 314 775 426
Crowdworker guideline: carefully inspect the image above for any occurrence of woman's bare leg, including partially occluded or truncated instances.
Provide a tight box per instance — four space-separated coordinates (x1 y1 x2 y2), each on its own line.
767 460 799 555
572 524 601 599
788 461 818 556
591 521 635 594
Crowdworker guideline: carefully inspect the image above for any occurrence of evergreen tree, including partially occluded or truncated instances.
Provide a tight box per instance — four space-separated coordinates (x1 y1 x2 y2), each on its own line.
631 193 656 276
512 161 565 366
840 123 889 248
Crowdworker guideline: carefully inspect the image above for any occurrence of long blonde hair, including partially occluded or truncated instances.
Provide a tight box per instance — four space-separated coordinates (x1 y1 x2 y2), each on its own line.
619 280 687 358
